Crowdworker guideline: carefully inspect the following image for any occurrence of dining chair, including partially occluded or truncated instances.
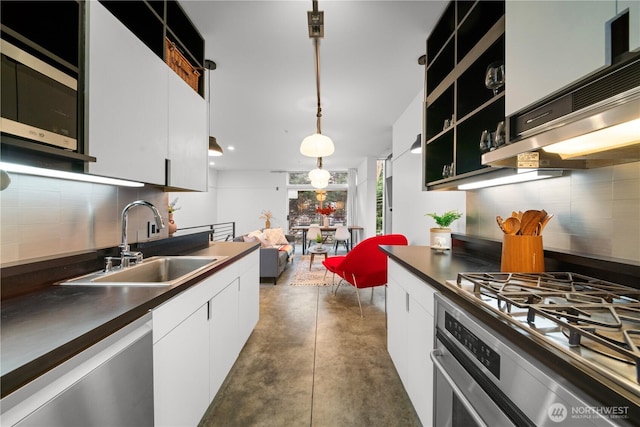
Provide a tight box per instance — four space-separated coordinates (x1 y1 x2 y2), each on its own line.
307 225 323 249
322 234 408 316
333 225 350 254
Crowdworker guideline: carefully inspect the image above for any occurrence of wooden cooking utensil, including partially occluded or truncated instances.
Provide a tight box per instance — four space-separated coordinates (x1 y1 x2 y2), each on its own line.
503 216 521 235
496 216 507 233
519 210 543 235
538 213 554 235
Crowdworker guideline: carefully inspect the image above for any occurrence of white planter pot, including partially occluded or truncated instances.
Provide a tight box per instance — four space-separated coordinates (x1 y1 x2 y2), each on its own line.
430 228 451 249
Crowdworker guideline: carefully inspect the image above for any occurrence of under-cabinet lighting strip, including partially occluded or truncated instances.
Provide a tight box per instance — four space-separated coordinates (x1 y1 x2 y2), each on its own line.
0 162 145 187
458 170 563 190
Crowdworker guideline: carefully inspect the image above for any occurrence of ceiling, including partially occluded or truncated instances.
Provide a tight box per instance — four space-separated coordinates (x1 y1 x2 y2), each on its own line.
179 0 448 172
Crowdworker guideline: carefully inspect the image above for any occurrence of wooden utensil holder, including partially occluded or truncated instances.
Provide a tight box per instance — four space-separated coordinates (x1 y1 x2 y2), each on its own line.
501 235 544 272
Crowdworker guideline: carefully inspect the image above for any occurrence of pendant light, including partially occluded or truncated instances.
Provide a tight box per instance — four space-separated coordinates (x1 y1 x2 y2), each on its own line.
205 59 223 157
300 0 334 158
208 136 223 157
309 157 329 188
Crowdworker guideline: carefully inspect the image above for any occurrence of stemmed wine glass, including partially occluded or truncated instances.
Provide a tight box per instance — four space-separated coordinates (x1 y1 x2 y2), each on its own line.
494 121 506 148
485 61 505 95
479 130 493 153
442 162 454 178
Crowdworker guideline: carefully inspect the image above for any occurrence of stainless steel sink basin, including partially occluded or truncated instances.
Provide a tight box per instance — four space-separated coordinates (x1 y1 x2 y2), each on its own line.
61 256 227 286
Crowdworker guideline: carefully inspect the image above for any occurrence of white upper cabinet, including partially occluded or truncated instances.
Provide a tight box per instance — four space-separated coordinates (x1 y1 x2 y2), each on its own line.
86 1 168 185
506 0 640 116
86 1 208 190
167 71 208 191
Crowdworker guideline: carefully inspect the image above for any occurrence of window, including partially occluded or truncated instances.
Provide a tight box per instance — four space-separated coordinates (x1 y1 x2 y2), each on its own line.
287 171 349 243
288 189 348 229
287 171 348 185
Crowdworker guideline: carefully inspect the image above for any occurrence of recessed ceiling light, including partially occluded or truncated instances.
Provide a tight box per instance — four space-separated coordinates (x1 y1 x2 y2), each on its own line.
227 146 235 151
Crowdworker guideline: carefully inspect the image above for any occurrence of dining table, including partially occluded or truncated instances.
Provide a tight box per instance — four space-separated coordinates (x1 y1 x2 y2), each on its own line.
290 225 363 255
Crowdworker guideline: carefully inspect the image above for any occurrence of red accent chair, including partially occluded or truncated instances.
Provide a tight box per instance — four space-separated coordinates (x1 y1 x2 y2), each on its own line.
322 234 408 316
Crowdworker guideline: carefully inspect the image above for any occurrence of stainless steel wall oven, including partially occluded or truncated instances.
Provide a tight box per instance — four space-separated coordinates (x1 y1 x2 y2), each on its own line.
432 293 632 427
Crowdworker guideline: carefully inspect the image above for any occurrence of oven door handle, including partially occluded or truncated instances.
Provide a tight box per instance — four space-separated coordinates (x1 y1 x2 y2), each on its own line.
430 349 488 427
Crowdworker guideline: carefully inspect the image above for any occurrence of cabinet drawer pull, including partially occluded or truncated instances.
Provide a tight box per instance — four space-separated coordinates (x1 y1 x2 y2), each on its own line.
525 110 551 124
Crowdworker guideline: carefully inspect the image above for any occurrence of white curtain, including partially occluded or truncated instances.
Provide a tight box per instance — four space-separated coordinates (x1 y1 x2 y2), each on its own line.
346 168 357 226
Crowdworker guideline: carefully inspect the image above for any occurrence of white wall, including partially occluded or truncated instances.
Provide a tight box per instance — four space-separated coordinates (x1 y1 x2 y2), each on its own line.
391 90 465 245
168 170 219 229
356 157 379 239
173 167 371 239
214 170 288 235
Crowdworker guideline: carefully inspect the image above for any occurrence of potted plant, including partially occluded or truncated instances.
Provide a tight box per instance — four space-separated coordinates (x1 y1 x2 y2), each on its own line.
168 198 180 236
425 210 462 250
259 210 273 229
315 232 324 249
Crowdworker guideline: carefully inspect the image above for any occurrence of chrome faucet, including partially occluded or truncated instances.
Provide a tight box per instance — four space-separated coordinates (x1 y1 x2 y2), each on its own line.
117 200 165 268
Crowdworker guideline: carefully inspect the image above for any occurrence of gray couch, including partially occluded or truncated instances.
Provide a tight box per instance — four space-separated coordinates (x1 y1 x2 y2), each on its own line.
234 233 296 284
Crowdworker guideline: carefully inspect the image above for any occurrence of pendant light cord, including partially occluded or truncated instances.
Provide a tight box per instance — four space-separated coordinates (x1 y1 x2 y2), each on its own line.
314 37 322 134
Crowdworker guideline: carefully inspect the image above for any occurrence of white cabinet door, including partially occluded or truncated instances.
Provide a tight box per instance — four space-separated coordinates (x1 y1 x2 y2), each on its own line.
209 279 240 399
167 71 208 191
406 297 434 425
386 275 408 385
238 254 260 343
86 1 167 185
153 303 209 427
505 0 638 115
387 260 435 427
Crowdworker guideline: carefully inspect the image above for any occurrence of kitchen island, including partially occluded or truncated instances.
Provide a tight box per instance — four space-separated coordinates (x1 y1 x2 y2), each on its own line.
381 243 639 426
1 240 259 426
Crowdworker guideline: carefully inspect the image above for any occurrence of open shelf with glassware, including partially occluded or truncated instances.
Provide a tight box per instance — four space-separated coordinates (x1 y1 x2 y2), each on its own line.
423 0 505 190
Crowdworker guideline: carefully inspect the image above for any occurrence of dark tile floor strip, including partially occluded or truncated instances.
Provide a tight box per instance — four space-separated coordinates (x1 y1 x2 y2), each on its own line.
199 251 421 427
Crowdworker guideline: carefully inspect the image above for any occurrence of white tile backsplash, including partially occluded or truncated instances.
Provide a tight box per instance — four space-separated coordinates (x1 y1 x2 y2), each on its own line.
0 174 168 263
467 162 640 263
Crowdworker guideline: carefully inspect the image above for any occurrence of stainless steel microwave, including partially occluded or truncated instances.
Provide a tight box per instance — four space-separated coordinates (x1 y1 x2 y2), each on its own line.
1 39 78 151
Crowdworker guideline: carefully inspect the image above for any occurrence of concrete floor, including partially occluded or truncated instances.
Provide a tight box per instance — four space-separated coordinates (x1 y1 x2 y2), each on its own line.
198 252 421 427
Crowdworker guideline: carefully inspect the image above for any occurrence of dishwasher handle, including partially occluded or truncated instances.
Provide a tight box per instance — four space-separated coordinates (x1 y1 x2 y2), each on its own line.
430 349 488 427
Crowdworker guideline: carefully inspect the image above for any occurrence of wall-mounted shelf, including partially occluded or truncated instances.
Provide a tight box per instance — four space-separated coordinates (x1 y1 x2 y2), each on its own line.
423 0 505 190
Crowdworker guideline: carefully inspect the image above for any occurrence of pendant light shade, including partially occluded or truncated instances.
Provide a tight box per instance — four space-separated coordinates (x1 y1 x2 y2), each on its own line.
308 166 330 182
206 59 223 158
311 179 328 189
208 136 223 156
301 133 334 157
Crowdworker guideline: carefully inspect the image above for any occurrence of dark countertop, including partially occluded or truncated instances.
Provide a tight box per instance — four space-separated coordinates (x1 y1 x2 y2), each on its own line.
380 244 640 422
1 241 259 398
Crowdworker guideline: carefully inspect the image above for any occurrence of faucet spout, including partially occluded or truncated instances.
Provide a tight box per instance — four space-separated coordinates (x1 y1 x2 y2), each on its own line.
120 200 165 255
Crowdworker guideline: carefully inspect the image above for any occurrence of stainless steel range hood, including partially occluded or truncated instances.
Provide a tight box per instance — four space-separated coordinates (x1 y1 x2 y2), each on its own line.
483 52 640 169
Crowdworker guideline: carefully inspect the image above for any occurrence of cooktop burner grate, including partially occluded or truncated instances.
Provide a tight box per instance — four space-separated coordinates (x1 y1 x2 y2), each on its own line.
456 272 640 385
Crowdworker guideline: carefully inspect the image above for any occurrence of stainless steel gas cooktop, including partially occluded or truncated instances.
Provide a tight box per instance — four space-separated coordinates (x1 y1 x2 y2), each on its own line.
453 272 640 397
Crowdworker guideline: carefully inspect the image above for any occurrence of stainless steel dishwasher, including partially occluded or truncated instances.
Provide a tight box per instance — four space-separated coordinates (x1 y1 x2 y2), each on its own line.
1 314 154 427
